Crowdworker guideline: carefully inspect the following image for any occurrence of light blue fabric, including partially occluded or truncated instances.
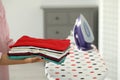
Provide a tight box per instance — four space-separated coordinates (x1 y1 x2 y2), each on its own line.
8 55 66 64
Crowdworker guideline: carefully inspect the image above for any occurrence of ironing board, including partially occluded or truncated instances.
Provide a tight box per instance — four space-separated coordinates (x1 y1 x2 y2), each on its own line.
45 35 108 80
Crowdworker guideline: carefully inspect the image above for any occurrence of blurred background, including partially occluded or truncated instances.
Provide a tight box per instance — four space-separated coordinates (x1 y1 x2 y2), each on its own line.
2 0 120 80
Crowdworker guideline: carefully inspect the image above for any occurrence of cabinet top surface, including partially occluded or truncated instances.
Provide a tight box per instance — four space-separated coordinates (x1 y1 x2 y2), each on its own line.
41 0 98 9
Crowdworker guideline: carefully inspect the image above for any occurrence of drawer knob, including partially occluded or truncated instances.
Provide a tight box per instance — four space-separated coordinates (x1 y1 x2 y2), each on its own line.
55 17 60 20
55 31 59 34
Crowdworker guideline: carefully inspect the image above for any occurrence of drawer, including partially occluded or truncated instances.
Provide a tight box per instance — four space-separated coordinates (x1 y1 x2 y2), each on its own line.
45 26 73 39
45 12 69 25
69 12 80 25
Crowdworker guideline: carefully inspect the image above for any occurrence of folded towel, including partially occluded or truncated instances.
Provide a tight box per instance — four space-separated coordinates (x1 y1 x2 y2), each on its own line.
9 46 69 59
10 35 70 51
8 55 66 64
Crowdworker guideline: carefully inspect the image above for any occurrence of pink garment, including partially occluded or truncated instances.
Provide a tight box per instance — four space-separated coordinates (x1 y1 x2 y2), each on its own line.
0 0 13 80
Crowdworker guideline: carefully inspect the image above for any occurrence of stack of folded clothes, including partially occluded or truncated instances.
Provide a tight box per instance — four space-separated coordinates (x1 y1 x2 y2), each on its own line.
8 35 70 64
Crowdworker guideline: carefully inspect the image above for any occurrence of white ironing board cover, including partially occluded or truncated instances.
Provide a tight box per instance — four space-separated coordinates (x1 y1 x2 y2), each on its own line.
45 35 108 80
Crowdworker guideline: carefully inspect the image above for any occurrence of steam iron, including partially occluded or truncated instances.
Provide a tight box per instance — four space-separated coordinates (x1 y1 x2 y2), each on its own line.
73 14 94 51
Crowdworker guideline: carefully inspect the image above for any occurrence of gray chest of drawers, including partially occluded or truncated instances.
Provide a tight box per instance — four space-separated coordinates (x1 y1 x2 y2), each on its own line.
43 8 98 47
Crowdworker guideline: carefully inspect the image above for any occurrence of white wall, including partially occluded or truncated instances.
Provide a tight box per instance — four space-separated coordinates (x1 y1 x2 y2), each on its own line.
99 0 118 80
2 0 44 41
118 0 120 79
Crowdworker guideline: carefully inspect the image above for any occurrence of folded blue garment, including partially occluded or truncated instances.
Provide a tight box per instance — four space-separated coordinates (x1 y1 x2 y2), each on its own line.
8 55 66 64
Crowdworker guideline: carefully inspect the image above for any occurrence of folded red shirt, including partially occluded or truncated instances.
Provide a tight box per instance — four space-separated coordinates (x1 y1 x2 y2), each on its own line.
10 35 70 51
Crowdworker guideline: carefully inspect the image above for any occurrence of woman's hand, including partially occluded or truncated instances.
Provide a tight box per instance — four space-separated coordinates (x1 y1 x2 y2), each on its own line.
0 53 44 65
24 57 44 63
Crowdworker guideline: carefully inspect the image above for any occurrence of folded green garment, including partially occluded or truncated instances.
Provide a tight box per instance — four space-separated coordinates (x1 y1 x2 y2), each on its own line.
8 56 66 64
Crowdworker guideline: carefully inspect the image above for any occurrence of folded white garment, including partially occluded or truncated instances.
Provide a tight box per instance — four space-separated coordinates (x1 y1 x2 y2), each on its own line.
9 46 69 59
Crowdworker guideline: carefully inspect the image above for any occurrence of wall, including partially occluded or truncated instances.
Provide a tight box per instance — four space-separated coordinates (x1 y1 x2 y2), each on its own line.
99 0 118 80
118 0 120 79
2 0 44 41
